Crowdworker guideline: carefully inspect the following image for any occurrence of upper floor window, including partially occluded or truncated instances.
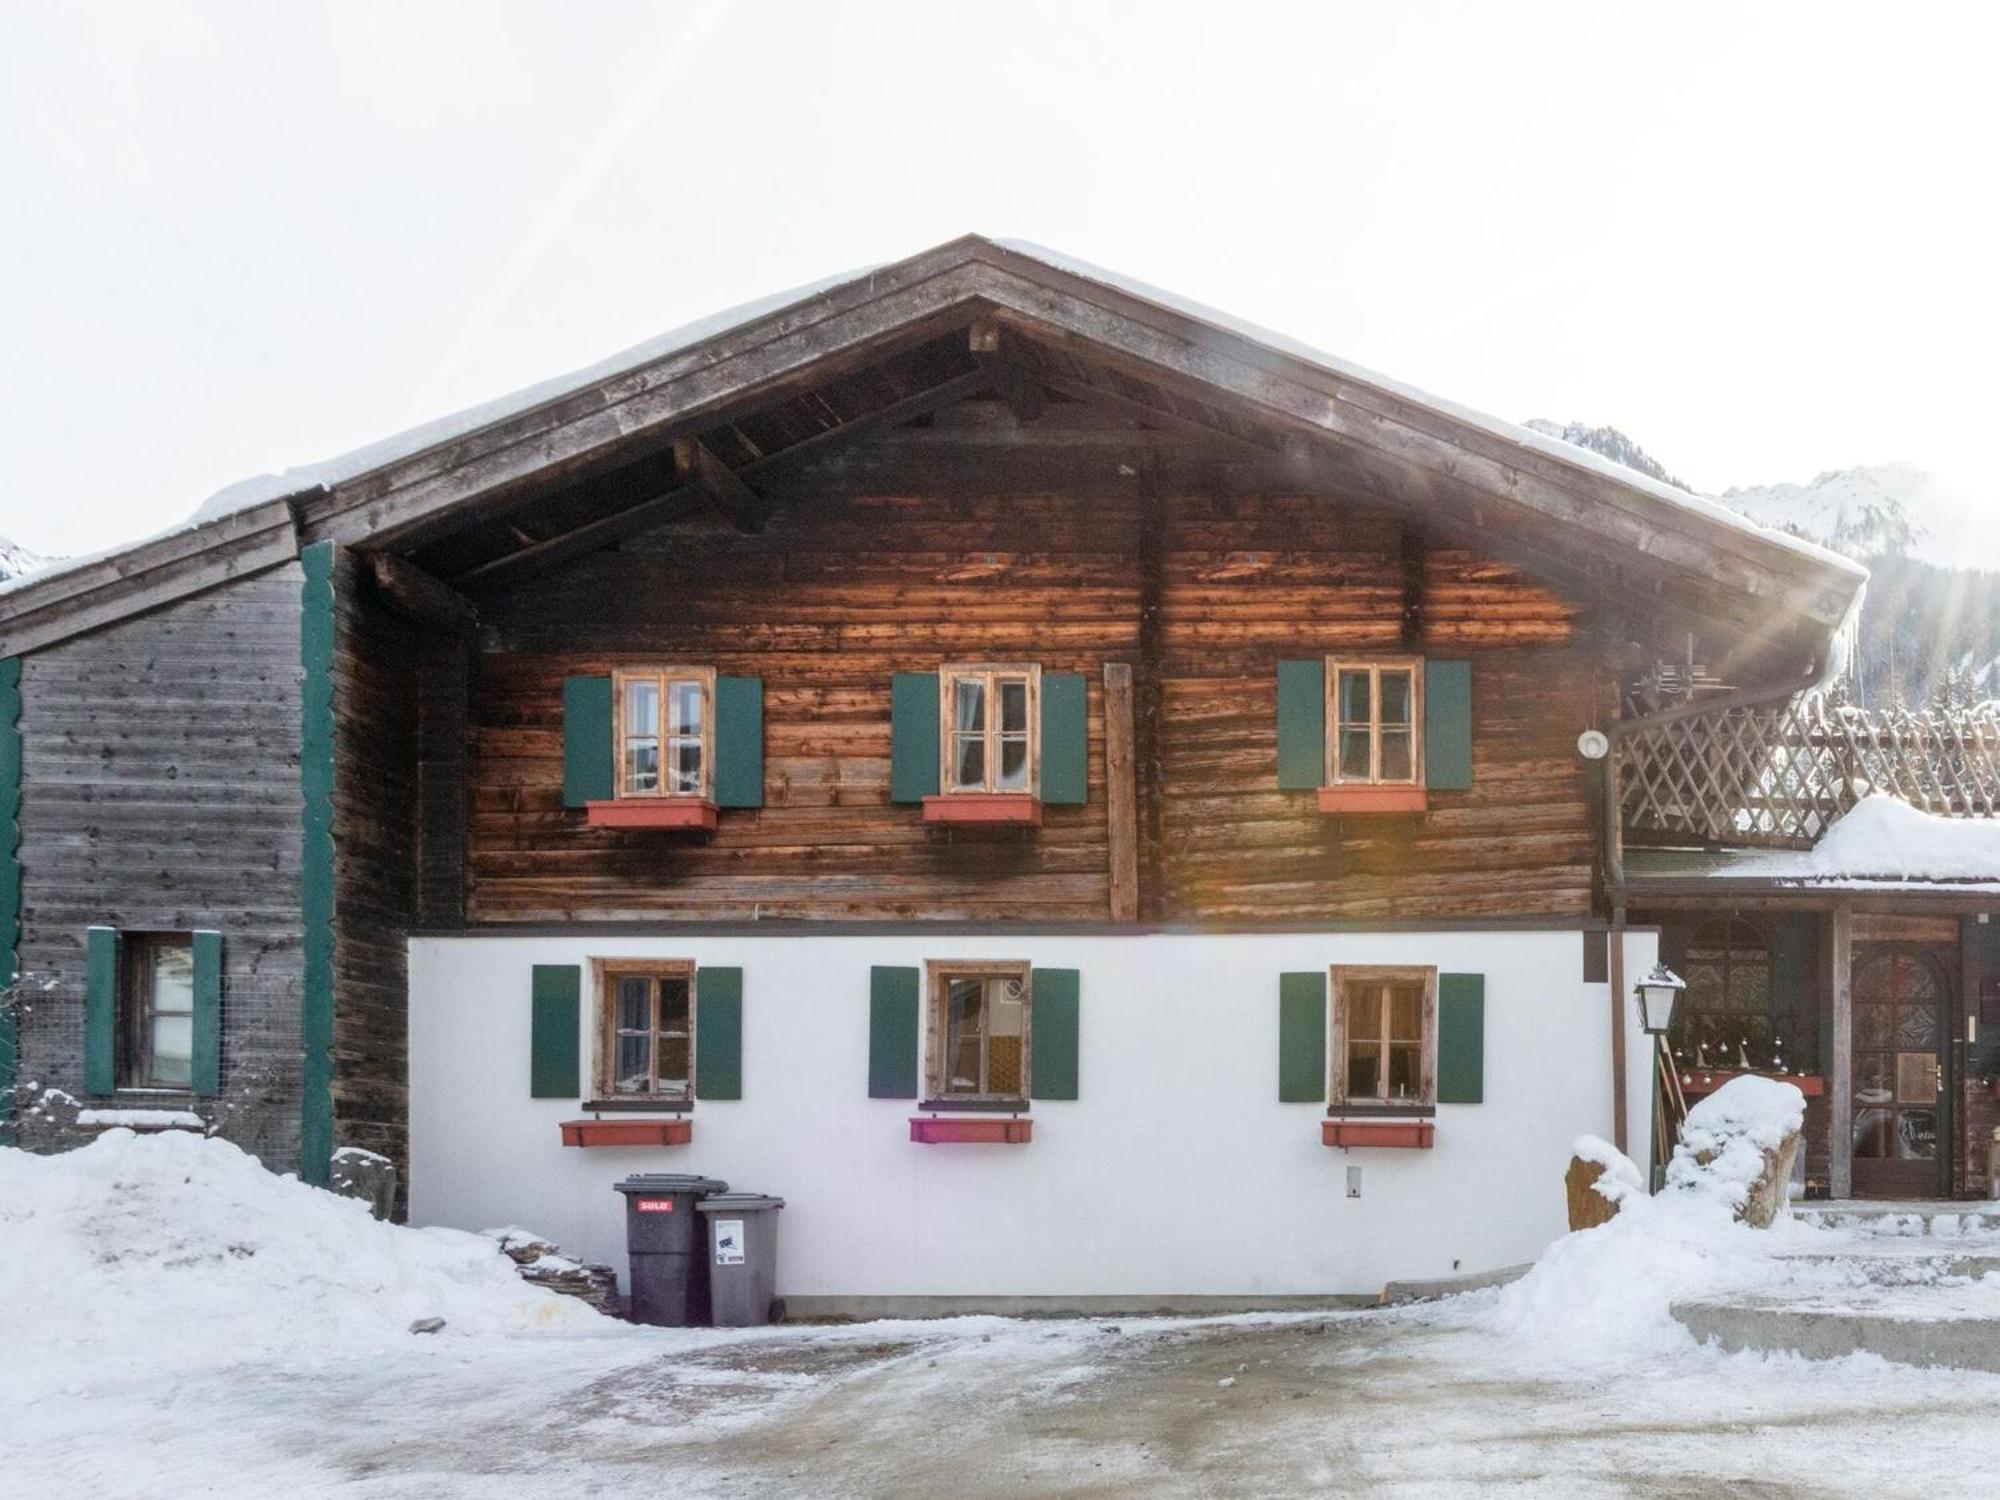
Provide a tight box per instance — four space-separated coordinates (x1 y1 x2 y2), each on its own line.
122 932 196 1091
599 960 696 1100
1330 965 1437 1110
1328 659 1421 786
942 664 1039 795
615 667 713 799
926 960 1031 1102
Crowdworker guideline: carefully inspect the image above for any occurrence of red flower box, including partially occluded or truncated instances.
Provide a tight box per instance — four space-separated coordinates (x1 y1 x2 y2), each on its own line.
1323 1118 1435 1149
561 1118 693 1148
1317 786 1428 815
585 799 719 832
922 794 1042 827
1678 1070 1824 1098
909 1116 1033 1144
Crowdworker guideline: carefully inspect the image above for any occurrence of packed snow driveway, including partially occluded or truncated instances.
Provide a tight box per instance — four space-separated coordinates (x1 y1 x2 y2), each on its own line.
10 1132 2000 1498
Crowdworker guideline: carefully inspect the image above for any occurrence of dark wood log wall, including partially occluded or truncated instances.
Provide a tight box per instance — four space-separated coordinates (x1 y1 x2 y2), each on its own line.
465 408 1599 923
1158 495 1595 920
13 566 306 1166
328 553 424 1191
470 487 1132 923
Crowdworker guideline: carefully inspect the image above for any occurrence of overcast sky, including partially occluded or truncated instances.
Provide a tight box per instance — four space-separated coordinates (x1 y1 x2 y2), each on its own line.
4 2 1995 558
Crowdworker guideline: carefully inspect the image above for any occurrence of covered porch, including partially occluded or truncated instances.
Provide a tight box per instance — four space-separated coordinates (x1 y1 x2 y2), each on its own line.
1625 868 2000 1201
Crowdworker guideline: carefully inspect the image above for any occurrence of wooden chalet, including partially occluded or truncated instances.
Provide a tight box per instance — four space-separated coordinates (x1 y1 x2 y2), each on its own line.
0 236 1981 1309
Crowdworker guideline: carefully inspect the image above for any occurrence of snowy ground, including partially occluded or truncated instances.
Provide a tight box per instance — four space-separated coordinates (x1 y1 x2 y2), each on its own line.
10 1124 2000 1498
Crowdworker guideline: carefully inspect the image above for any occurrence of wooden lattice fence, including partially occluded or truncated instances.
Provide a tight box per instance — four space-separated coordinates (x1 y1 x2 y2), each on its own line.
1617 696 2000 849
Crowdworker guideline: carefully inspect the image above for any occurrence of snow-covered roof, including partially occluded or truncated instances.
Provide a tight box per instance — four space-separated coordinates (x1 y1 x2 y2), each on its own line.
1628 794 2000 891
991 241 1865 582
0 235 1867 657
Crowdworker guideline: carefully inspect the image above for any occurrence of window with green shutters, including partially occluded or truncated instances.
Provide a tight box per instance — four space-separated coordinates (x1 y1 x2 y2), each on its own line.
563 671 763 809
1279 966 1485 1110
889 664 1088 807
871 960 1081 1107
83 926 224 1098
1275 657 1473 793
531 959 746 1102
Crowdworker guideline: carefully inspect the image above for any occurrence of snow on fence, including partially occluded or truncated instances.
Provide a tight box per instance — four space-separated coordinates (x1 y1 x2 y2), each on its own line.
1619 696 2000 849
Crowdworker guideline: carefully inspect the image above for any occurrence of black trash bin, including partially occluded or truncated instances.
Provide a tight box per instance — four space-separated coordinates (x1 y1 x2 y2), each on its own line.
697 1193 785 1327
613 1173 728 1326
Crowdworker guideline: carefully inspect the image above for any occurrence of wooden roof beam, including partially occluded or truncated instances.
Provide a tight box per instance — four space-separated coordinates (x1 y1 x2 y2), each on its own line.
362 550 478 635
457 367 994 589
675 437 768 533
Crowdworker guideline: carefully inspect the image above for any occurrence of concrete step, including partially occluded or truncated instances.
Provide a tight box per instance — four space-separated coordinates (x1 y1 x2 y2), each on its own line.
1675 1286 2000 1372
1793 1201 2000 1236
1774 1246 2000 1281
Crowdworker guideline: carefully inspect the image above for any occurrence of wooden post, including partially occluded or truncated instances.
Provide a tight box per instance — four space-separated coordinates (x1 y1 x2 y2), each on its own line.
1828 902 1855 1200
1609 904 1628 1156
1103 662 1139 922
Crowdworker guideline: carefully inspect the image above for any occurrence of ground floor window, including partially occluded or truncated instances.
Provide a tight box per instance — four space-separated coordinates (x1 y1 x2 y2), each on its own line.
1672 917 1776 1070
598 961 695 1100
121 932 195 1091
1330 966 1436 1109
925 961 1030 1103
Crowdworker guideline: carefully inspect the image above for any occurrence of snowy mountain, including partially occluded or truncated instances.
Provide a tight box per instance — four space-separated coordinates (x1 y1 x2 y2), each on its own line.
1528 421 2000 707
1718 462 1996 573
1524 420 1689 493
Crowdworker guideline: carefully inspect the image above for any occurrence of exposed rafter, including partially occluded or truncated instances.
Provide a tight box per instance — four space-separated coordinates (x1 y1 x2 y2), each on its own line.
456 367 993 588
362 550 478 635
675 438 768 533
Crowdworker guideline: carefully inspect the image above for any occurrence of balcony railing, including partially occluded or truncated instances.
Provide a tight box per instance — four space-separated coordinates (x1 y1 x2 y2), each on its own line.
1617 695 2000 850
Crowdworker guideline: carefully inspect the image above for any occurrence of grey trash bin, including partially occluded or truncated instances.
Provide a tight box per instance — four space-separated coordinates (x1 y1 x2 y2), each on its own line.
613 1173 728 1326
697 1193 785 1326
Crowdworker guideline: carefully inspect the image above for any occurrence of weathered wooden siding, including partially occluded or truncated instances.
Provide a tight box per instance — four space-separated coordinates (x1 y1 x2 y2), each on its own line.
13 566 305 1166
1157 495 1596 920
465 410 1600 924
329 552 423 1190
469 461 1135 921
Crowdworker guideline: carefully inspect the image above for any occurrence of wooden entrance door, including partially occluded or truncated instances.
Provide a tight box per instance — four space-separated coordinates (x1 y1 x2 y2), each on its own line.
1850 944 1952 1199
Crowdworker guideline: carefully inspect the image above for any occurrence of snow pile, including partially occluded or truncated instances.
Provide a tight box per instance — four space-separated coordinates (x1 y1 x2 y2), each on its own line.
1571 1133 1647 1208
1735 794 2000 884
1489 1079 1809 1361
0 1130 613 1385
1667 1075 1806 1215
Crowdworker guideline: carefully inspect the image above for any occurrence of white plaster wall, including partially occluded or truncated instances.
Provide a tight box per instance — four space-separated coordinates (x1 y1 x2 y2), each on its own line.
408 928 1658 1299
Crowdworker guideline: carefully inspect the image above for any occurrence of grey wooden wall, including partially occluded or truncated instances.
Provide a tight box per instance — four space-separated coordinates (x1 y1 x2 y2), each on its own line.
13 563 306 1168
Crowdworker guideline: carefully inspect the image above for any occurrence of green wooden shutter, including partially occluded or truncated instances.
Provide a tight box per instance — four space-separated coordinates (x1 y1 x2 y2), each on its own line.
0 656 20 1145
889 673 940 803
868 965 920 1098
191 929 223 1098
1278 970 1327 1102
562 676 614 808
1040 674 1088 806
84 926 119 1095
1437 972 1485 1103
696 965 743 1100
1424 660 1473 791
714 677 764 809
1030 968 1080 1100
529 964 582 1098
1276 661 1325 790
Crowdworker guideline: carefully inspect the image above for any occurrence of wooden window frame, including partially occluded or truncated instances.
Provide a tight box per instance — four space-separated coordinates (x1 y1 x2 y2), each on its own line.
119 930 197 1093
1329 965 1438 1112
593 959 697 1103
923 959 1033 1107
939 664 1040 797
1325 657 1424 787
612 666 715 801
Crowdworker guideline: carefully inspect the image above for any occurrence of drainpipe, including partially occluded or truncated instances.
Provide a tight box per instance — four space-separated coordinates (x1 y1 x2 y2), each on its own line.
1609 901 1628 1156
